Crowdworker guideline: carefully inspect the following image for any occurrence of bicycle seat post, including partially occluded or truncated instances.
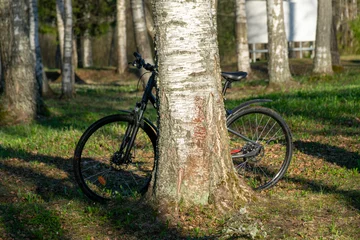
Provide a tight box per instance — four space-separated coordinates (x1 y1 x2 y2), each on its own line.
222 78 231 97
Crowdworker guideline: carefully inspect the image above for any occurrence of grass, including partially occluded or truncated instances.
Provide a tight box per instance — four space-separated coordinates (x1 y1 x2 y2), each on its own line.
0 58 360 239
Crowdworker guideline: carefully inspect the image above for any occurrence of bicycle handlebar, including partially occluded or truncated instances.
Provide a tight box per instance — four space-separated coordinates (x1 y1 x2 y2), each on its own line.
129 52 155 72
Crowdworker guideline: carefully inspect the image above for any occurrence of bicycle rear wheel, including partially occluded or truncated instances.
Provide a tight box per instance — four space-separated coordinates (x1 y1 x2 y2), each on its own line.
227 107 292 190
73 114 156 202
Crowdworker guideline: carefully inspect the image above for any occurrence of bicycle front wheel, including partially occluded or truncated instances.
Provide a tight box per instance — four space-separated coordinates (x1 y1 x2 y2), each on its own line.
227 107 293 190
73 114 157 202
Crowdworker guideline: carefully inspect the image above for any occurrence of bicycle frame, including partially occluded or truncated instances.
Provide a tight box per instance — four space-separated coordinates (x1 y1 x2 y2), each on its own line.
119 55 273 162
117 71 158 164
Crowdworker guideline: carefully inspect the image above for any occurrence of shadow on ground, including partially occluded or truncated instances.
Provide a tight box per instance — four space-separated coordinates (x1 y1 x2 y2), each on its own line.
294 140 360 171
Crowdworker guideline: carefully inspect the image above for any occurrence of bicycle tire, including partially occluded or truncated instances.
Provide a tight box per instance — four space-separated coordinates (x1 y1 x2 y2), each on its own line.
73 114 157 202
226 107 293 190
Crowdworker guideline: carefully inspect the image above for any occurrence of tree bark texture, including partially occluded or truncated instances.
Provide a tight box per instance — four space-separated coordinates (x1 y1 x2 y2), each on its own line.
61 0 74 98
82 12 93 68
331 18 341 66
266 0 292 84
29 0 52 96
313 0 333 75
131 0 154 76
56 0 65 61
149 0 252 212
144 3 155 39
235 0 251 73
0 0 39 124
116 0 128 74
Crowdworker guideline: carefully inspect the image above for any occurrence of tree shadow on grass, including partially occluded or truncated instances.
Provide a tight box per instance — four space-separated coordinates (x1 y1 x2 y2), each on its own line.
294 140 360 171
0 145 203 239
284 175 360 211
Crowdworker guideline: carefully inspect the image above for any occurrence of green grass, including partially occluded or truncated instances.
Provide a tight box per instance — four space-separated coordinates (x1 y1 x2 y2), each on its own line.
0 62 360 239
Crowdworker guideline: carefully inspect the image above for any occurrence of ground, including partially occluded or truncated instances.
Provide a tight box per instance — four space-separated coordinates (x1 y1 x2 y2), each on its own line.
0 57 359 239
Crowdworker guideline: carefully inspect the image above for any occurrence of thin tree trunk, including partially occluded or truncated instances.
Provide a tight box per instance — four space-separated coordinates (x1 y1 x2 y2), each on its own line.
266 0 292 86
29 0 52 96
108 27 116 67
149 0 252 213
56 0 65 62
82 30 93 68
144 4 155 39
0 0 40 124
131 0 154 76
313 0 333 75
73 35 78 69
331 17 341 66
61 0 74 98
116 0 128 74
235 0 251 73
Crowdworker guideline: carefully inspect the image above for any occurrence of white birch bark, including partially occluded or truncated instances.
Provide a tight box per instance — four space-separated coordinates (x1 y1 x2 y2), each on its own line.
56 0 65 60
0 0 38 123
144 4 155 39
235 0 251 73
313 0 333 74
61 0 74 98
116 0 128 74
82 30 93 67
149 0 251 210
266 0 292 85
131 0 154 76
29 0 51 95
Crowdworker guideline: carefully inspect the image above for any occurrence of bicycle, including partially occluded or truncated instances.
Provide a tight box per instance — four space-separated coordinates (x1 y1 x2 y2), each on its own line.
73 52 293 202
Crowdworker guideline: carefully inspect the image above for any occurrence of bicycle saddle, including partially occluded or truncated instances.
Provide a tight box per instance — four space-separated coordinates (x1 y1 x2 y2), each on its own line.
221 71 247 81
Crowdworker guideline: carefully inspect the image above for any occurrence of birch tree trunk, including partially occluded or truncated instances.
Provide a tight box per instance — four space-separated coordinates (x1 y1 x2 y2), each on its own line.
313 0 333 75
116 0 128 74
235 0 251 73
61 0 74 98
29 0 52 96
0 0 40 124
148 0 252 213
56 0 65 62
131 0 154 76
82 30 93 68
144 4 155 39
266 0 292 86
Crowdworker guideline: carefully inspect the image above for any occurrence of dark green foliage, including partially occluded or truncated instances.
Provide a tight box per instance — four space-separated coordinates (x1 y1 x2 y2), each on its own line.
38 0 116 37
217 0 236 64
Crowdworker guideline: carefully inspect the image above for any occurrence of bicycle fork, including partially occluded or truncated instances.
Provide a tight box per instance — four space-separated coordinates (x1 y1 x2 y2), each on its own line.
113 103 147 166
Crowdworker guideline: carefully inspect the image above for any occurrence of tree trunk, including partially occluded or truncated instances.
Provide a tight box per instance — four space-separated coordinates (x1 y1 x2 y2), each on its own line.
61 0 74 98
331 17 341 66
0 0 40 124
266 0 292 85
131 0 154 76
29 0 52 96
82 30 93 68
144 3 155 39
313 0 333 75
235 0 251 73
116 0 128 74
56 0 65 62
148 0 252 213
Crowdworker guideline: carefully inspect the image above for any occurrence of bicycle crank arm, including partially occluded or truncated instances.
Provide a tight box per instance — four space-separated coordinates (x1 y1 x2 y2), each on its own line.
231 145 263 159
